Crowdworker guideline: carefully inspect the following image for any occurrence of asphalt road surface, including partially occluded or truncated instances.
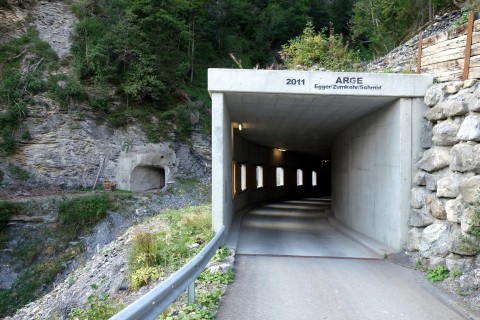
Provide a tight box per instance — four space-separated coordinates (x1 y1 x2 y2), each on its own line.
216 199 472 320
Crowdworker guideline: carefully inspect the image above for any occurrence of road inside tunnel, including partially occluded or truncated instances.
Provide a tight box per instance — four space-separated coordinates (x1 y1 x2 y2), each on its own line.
236 198 380 259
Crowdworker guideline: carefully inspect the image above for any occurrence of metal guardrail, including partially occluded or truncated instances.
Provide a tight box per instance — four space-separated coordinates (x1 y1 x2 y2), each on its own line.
110 226 226 320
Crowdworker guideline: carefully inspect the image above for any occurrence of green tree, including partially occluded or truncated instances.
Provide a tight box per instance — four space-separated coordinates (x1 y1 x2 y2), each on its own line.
351 0 453 57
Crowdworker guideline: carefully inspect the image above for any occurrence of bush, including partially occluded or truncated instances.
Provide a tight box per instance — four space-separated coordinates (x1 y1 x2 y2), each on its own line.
0 200 21 230
69 284 117 320
131 266 161 289
0 29 57 155
48 74 87 108
57 194 112 240
8 165 30 181
280 22 360 71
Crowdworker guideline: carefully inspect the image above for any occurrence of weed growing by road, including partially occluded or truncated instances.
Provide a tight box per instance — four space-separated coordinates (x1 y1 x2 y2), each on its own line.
457 193 480 255
128 205 213 288
427 265 450 283
212 246 230 262
198 269 235 285
159 247 235 320
69 284 117 320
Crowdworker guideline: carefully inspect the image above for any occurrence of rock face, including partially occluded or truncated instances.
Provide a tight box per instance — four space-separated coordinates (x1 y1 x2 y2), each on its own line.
0 1 75 59
32 1 76 60
365 11 462 73
1 100 211 189
408 79 480 279
0 0 30 44
0 1 212 190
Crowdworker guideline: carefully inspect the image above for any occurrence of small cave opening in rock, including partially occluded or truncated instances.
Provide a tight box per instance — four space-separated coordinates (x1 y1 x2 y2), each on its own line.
130 166 166 191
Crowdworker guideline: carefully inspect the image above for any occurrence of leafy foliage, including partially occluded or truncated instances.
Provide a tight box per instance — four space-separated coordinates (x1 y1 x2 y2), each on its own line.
280 22 360 71
427 265 450 283
351 0 454 57
212 246 230 262
48 74 87 109
198 269 235 285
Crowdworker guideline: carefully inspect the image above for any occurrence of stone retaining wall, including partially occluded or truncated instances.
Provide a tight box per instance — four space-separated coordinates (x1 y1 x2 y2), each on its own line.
408 79 480 274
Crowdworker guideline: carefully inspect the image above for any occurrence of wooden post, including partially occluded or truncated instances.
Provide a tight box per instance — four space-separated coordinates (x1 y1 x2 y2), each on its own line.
462 13 476 81
417 33 423 74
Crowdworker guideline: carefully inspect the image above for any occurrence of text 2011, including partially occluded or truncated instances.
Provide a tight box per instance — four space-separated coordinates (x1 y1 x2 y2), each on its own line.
285 78 305 85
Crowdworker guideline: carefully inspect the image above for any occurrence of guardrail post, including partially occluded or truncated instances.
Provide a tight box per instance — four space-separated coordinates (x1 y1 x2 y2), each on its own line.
188 281 195 304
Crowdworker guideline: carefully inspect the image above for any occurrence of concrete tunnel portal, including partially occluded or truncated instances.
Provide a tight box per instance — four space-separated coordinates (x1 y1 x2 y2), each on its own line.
209 69 433 251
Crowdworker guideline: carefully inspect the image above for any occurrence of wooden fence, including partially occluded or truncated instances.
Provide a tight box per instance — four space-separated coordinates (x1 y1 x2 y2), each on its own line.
418 12 480 82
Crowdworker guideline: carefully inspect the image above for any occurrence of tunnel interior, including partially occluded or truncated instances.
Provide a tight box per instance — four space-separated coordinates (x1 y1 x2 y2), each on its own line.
129 165 165 191
210 69 433 250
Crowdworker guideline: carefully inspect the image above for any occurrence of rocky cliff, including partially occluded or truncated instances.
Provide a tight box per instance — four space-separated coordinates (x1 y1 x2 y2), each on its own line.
0 0 212 192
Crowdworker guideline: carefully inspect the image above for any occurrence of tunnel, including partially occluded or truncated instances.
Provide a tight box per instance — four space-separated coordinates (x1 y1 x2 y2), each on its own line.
209 69 433 251
130 165 165 191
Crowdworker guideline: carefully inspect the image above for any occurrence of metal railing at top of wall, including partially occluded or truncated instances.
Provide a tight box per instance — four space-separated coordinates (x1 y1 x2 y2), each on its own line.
109 226 227 320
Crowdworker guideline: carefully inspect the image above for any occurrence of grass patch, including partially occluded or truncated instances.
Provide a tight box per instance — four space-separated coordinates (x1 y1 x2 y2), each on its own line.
57 194 113 241
128 205 213 289
169 177 211 205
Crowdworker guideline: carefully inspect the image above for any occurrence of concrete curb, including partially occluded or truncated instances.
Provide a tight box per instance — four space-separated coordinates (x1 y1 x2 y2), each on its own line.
328 216 398 257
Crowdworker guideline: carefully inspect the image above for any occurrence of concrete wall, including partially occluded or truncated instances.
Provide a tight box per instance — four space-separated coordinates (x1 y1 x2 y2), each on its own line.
212 93 233 232
116 143 176 191
209 69 433 249
332 98 425 249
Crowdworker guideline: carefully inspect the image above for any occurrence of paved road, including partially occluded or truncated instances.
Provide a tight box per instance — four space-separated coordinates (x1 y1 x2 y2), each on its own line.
216 199 472 320
236 198 378 258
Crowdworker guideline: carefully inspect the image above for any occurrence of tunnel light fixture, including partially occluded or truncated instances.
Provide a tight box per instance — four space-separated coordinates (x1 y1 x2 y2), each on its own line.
278 148 286 152
238 123 243 131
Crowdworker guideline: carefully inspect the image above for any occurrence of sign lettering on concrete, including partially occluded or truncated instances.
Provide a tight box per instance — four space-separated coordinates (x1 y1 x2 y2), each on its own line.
208 69 433 97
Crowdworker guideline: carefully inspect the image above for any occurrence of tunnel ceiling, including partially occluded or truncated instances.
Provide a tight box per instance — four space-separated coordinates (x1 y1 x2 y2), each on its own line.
225 92 398 158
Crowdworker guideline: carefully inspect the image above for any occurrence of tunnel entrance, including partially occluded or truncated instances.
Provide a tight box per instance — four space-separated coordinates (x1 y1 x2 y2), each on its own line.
130 166 165 191
209 69 433 250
